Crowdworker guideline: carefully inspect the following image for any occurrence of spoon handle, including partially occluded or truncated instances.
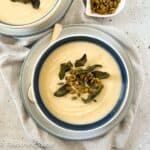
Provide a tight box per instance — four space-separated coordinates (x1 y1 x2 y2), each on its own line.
50 24 63 42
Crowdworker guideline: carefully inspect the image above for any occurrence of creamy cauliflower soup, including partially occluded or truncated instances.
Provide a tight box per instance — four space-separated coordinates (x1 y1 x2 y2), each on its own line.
0 0 57 25
39 41 122 125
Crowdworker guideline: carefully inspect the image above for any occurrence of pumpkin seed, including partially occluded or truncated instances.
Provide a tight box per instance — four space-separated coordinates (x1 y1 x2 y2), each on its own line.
90 0 121 15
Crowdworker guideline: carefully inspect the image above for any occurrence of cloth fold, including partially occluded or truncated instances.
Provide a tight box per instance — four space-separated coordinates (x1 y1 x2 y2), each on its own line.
0 0 144 150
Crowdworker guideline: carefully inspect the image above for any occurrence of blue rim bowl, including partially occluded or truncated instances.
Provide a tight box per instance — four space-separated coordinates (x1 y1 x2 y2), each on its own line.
33 36 128 131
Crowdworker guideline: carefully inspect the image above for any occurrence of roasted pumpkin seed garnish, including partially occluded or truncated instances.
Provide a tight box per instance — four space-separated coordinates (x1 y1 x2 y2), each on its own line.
54 54 110 103
90 0 121 15
10 0 40 9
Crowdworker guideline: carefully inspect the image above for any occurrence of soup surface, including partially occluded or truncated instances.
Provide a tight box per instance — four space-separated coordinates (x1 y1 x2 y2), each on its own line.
0 0 57 25
39 41 122 124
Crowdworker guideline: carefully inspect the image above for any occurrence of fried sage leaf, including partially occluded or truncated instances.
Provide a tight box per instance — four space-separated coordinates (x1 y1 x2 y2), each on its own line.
59 61 73 80
11 0 30 3
75 54 87 67
75 64 102 75
92 71 110 79
86 64 102 73
82 85 104 103
31 0 40 8
54 84 70 97
11 0 40 9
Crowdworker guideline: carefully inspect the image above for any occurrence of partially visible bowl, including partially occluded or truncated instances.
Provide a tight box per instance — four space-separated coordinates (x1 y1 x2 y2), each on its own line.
0 0 72 37
85 0 126 18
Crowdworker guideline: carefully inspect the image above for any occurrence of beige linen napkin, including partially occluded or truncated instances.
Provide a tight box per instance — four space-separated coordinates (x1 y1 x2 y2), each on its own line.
0 0 144 150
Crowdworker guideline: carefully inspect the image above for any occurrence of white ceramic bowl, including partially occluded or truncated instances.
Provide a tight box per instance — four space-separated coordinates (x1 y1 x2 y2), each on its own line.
19 24 134 140
85 0 126 18
0 0 72 37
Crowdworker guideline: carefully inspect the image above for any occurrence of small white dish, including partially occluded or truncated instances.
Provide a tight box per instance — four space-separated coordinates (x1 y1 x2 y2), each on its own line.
85 0 126 18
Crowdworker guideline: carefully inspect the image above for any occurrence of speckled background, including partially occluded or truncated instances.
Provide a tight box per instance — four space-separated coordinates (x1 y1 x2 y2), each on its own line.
0 0 150 149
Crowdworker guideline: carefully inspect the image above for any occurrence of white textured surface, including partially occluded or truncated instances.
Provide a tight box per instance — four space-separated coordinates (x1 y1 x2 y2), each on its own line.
0 0 150 149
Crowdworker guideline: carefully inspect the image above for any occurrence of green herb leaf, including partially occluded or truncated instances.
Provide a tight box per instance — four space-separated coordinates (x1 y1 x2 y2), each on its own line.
82 85 104 103
75 64 102 75
59 61 73 80
75 54 87 67
10 0 40 9
31 0 40 8
92 71 110 79
86 64 102 72
54 84 70 97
